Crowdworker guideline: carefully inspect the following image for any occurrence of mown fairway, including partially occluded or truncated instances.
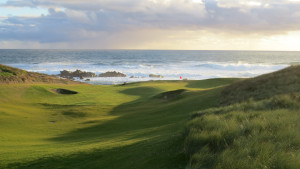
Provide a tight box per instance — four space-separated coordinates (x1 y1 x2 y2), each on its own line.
0 79 237 169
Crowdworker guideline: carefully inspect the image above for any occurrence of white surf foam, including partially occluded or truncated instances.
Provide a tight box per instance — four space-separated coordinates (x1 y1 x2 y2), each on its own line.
7 61 289 85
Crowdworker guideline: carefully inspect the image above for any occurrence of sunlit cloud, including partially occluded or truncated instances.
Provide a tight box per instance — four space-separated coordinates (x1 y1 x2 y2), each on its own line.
0 0 300 50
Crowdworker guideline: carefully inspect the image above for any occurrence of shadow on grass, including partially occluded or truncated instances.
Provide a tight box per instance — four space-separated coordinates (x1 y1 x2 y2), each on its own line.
185 78 240 89
47 86 221 143
7 134 187 169
6 85 225 169
120 86 163 96
46 86 187 143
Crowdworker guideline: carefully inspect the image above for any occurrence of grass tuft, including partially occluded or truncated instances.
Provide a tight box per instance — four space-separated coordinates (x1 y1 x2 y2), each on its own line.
185 65 300 169
220 65 300 105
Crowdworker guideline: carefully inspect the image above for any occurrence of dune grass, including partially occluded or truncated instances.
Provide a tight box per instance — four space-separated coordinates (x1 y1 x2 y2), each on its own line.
185 95 300 169
0 79 236 169
220 65 300 105
185 65 300 169
0 72 14 77
0 64 75 84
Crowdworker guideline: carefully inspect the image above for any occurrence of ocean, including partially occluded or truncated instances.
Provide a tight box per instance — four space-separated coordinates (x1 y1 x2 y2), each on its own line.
0 49 299 85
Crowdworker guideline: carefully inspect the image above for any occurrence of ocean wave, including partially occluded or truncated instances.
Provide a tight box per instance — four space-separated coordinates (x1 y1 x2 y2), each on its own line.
6 62 289 85
194 62 286 70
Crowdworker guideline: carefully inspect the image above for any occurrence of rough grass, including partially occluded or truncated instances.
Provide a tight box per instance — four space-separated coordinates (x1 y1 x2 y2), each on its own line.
220 65 300 105
0 71 14 77
0 64 77 84
0 78 236 169
185 65 300 169
185 95 300 169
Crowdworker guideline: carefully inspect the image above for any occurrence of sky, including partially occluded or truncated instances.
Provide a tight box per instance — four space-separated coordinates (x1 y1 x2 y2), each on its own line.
0 0 300 50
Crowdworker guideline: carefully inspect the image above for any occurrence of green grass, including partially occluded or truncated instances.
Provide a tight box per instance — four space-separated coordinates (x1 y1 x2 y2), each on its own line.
0 79 236 169
185 95 300 169
185 65 300 169
0 72 14 77
0 64 75 84
220 65 300 105
2 65 300 169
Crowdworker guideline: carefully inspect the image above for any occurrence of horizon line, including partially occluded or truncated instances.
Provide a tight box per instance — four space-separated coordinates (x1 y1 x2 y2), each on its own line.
0 49 300 52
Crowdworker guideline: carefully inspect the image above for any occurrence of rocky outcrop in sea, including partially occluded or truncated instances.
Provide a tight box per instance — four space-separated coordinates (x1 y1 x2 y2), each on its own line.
59 70 97 79
99 71 126 77
149 74 164 78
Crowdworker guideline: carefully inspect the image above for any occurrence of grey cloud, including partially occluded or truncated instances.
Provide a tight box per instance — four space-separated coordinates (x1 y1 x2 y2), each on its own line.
199 0 300 33
1 0 39 8
0 0 300 43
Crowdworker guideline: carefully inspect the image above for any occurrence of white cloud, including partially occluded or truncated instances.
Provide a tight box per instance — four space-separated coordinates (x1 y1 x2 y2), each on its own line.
0 0 300 50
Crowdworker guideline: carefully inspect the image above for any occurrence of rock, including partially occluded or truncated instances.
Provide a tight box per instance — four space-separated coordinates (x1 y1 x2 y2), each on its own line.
85 79 90 81
72 69 96 78
149 74 164 78
59 70 72 78
99 71 126 77
59 70 97 79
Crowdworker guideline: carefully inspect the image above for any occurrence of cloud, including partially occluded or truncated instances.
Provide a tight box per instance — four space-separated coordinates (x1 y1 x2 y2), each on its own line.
203 0 300 32
0 0 300 49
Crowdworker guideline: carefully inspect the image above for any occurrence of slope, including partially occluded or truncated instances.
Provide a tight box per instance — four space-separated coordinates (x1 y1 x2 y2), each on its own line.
0 64 77 84
185 65 300 169
0 72 238 169
220 65 300 105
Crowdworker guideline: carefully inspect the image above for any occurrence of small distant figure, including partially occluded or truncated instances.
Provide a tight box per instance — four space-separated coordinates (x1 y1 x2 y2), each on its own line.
180 76 182 80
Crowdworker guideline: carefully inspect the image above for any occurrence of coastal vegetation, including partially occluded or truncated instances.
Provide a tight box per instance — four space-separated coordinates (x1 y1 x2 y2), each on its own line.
0 64 76 84
185 65 300 169
0 64 299 169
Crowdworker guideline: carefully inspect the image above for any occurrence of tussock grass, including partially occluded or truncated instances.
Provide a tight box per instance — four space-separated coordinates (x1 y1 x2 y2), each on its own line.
185 94 300 169
220 65 300 105
186 65 300 169
0 64 77 84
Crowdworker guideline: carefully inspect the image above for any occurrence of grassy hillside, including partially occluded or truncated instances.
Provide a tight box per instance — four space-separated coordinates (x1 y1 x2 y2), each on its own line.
2 64 299 169
185 66 300 169
0 70 238 169
220 65 300 105
0 64 76 84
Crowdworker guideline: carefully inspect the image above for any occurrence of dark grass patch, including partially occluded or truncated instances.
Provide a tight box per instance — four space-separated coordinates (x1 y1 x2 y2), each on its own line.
155 89 187 100
62 111 86 118
120 87 162 96
186 78 240 89
81 120 102 124
56 88 78 95
39 103 82 108
6 135 187 169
